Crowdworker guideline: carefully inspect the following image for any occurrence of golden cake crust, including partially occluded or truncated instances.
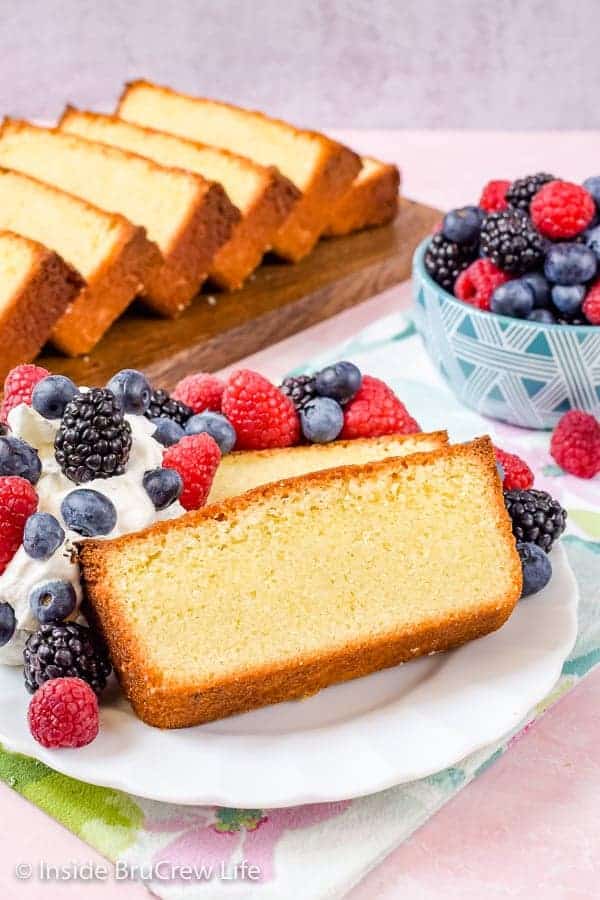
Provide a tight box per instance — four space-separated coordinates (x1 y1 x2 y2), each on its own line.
0 166 161 357
142 177 240 315
80 437 522 729
325 158 401 236
271 141 362 261
0 119 239 319
59 106 301 291
0 231 84 379
118 80 362 263
51 218 162 356
209 167 300 289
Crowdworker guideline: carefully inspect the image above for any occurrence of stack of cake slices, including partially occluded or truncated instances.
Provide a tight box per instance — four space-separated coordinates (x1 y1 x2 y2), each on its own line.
80 433 522 729
0 80 400 377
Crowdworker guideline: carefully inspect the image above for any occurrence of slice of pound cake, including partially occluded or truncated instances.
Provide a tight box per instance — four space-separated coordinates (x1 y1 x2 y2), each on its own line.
0 168 158 356
59 108 300 290
325 157 401 236
80 437 522 729
0 119 239 316
208 430 447 503
117 80 362 262
0 231 83 379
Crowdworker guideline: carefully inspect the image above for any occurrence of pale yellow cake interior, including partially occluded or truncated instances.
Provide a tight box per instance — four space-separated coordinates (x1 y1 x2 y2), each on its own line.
97 444 519 688
208 432 447 504
119 84 325 189
60 111 267 213
0 232 39 311
0 122 201 253
0 169 126 278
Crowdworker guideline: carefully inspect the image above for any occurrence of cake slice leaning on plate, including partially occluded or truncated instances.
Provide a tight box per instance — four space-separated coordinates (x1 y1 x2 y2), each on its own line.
80 436 522 729
208 430 447 503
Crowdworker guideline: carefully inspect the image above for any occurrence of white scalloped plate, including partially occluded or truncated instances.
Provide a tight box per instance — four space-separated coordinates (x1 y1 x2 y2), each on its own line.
0 543 577 807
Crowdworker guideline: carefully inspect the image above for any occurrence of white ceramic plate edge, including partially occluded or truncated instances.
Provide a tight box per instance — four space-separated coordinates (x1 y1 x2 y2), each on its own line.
0 545 578 808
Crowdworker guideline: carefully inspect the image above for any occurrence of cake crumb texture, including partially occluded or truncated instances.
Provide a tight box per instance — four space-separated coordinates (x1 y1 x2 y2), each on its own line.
80 437 522 729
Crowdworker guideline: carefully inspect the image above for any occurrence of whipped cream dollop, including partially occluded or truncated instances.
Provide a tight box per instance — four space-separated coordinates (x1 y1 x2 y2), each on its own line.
0 400 184 664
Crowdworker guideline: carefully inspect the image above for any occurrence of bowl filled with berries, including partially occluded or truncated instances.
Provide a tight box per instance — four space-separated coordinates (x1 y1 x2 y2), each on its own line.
413 174 600 429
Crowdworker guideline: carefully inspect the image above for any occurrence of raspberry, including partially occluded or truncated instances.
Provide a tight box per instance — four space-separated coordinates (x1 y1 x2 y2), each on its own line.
479 180 510 213
531 181 595 240
582 278 600 325
0 364 49 423
340 375 420 440
221 370 300 450
172 372 225 414
163 433 221 509
550 410 600 479
494 446 534 490
0 476 38 575
28 677 99 748
455 259 511 311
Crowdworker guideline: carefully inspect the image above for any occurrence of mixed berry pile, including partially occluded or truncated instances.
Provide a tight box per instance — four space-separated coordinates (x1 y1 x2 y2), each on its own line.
425 174 600 325
1 357 592 749
0 359 421 748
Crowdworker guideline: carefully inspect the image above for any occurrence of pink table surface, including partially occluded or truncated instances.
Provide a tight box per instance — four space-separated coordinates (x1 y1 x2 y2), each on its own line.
1 130 600 899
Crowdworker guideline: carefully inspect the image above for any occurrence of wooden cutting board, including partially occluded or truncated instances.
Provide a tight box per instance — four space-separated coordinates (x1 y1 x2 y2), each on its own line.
38 197 439 388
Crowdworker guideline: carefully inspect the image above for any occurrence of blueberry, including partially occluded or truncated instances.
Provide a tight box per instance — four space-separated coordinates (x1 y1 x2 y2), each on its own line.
0 435 41 484
0 602 16 647
583 176 600 209
152 417 184 447
441 206 483 245
300 397 344 443
106 369 152 415
584 224 600 259
23 513 65 560
31 375 78 419
520 272 551 308
527 308 557 324
143 467 183 510
517 542 552 598
544 243 597 285
315 361 362 404
29 580 77 624
61 489 117 536
490 280 534 318
551 284 586 315
185 412 236 454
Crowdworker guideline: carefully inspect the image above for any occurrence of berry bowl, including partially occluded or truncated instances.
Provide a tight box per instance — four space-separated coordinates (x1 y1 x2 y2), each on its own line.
412 238 600 429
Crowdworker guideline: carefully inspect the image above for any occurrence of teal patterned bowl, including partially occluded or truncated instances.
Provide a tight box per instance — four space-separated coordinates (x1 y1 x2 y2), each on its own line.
412 238 600 430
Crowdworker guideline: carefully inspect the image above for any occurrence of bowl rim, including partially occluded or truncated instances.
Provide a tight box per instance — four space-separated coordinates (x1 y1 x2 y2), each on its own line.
413 238 600 334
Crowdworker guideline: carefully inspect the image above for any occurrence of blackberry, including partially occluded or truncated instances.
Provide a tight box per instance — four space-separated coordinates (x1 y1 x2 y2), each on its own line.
23 622 112 696
506 173 555 212
55 388 132 484
480 210 546 275
145 388 192 426
280 374 317 412
504 488 567 553
424 233 477 292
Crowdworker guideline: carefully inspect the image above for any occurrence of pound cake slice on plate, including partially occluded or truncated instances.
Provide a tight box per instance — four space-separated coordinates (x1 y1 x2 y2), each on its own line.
0 119 239 317
0 168 157 356
59 108 300 291
208 430 447 503
80 437 521 729
116 80 362 262
0 230 83 379
325 157 401 236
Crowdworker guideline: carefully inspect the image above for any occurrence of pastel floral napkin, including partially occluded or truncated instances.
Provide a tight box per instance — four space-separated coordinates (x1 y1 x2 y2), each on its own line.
1 312 599 900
